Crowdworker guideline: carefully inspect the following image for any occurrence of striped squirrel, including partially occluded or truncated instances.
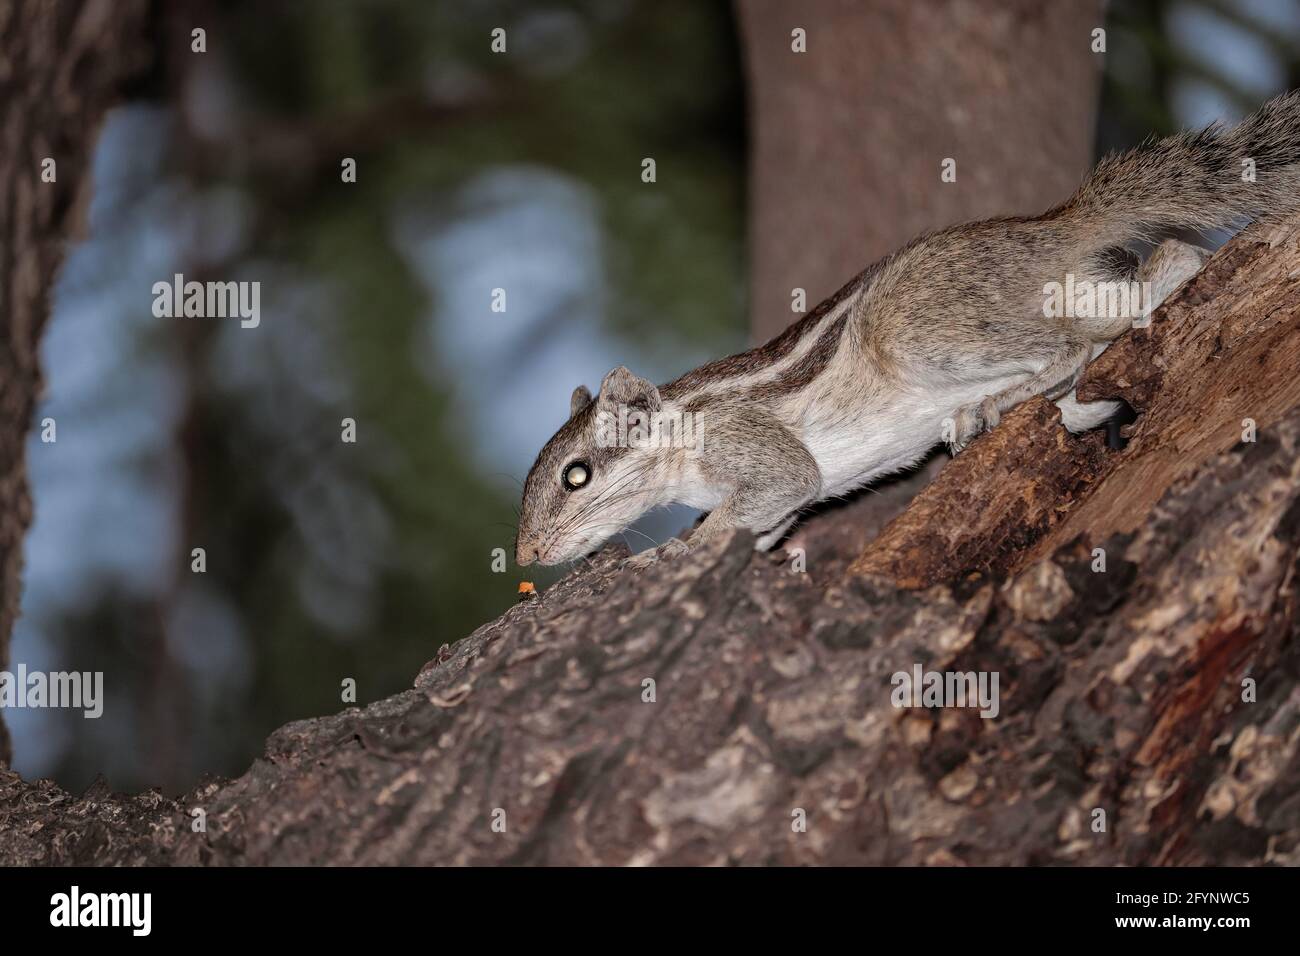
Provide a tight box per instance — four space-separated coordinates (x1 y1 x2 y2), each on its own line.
516 92 1300 568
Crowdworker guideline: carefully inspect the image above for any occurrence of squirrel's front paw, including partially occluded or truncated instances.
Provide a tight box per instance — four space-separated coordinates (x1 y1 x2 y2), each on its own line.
949 397 1000 453
621 537 691 570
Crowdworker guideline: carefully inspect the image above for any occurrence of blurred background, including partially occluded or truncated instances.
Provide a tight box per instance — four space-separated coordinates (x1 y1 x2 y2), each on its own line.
8 0 1300 794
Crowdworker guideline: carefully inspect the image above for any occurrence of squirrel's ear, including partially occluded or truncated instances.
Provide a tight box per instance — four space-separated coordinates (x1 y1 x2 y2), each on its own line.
599 366 661 411
570 384 593 417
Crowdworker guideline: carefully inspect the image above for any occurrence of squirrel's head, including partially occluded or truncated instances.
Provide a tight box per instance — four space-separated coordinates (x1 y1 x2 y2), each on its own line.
516 366 664 566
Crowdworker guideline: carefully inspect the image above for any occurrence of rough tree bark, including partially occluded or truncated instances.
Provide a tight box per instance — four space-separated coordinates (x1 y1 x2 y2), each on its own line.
737 0 1104 342
0 0 152 766
3 217 1300 866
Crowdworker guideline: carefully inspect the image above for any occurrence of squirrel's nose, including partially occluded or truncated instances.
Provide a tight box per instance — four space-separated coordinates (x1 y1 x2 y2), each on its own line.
516 539 539 566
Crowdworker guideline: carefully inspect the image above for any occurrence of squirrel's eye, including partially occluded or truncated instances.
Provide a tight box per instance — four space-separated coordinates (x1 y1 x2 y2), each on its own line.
562 461 590 491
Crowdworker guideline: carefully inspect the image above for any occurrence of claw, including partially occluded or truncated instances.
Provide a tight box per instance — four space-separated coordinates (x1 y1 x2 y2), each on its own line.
949 396 1001 454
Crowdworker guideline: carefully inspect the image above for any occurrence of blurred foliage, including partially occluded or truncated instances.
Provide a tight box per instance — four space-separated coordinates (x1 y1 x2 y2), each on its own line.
226 0 746 346
33 0 745 793
1099 0 1300 150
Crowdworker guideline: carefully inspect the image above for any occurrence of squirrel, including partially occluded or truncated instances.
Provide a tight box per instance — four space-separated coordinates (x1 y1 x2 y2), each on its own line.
516 91 1300 568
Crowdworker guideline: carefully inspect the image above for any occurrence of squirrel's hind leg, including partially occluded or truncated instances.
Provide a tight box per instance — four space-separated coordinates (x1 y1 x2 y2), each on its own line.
950 335 1093 450
1052 239 1210 435
1137 239 1211 319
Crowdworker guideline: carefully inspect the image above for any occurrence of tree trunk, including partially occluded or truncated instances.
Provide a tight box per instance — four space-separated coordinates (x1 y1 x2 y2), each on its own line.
0 0 152 766
3 215 1299 866
736 0 1105 342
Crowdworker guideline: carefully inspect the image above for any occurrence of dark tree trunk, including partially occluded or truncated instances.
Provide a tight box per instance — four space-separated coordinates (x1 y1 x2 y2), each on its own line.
0 0 152 766
736 0 1106 343
3 217 1300 866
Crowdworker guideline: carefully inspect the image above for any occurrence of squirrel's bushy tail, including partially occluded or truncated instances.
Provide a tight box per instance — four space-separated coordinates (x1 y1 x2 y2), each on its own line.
1062 90 1300 246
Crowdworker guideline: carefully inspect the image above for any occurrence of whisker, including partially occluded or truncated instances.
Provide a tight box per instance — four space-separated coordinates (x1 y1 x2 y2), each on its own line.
490 471 526 491
619 525 659 549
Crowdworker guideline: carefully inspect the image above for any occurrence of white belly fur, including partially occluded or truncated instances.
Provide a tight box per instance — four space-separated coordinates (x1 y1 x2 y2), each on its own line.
801 372 1030 498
